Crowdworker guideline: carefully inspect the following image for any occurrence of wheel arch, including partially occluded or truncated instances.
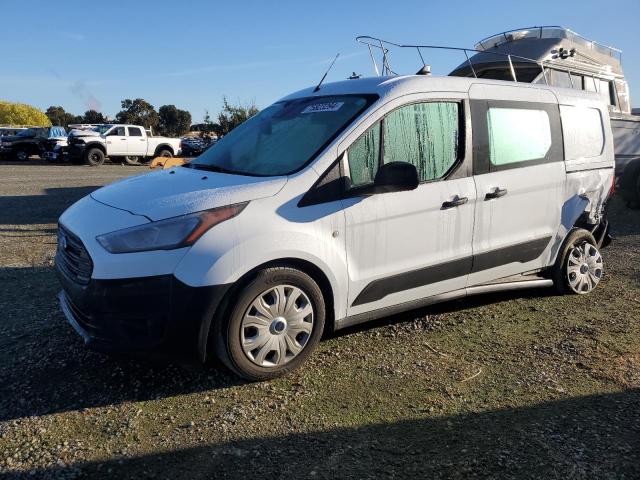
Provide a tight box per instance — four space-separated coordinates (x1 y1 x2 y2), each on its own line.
199 257 336 363
85 142 107 154
154 144 174 156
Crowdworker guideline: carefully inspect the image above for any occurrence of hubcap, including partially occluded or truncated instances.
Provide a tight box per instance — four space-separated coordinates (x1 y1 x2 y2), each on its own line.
240 285 314 367
567 242 603 294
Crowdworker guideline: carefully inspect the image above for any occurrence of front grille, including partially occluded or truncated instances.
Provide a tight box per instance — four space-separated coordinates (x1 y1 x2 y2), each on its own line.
56 225 93 285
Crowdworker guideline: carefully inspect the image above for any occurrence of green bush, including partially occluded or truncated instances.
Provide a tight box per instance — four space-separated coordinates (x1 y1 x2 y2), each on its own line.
0 101 51 127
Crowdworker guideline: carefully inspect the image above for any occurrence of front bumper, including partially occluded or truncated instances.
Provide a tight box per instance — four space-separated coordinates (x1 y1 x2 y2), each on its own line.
57 269 231 359
67 143 86 160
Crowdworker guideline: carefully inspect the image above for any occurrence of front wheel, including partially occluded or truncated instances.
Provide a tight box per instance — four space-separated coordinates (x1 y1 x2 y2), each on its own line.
85 148 105 167
156 149 173 158
215 267 326 381
553 229 604 295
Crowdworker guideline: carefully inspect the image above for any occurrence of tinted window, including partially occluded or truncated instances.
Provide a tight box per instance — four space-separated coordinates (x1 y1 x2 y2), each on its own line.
487 108 551 166
382 102 460 182
128 127 143 137
560 105 604 160
347 121 380 187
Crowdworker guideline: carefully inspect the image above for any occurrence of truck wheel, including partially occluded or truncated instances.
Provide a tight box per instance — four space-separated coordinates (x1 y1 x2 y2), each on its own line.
215 267 326 381
85 148 105 167
552 229 603 295
123 156 144 166
157 149 173 158
15 148 29 161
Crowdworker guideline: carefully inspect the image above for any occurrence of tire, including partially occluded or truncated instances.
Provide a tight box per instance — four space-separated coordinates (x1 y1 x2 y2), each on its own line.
619 161 640 209
15 148 29 161
85 148 105 167
156 149 173 158
552 229 604 295
123 155 144 166
215 267 326 381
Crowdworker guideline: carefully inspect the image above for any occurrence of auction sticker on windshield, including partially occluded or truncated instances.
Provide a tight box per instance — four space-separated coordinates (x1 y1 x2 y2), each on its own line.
302 102 344 114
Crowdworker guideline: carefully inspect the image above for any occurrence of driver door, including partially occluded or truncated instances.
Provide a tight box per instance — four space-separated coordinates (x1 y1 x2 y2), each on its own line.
105 126 127 155
342 95 476 317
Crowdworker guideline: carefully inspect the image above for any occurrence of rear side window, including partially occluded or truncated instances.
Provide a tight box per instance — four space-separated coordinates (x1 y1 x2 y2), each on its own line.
560 105 605 160
347 101 461 187
128 127 143 136
487 108 552 166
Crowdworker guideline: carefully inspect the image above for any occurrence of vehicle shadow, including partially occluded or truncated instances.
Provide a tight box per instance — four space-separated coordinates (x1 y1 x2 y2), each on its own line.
0 266 245 423
16 389 640 479
0 187 101 226
0 264 555 424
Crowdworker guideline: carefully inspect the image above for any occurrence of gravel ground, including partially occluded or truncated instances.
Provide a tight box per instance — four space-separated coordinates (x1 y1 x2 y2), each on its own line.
0 160 639 479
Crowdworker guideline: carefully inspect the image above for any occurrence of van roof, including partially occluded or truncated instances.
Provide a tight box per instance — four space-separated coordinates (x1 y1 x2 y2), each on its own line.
280 74 605 107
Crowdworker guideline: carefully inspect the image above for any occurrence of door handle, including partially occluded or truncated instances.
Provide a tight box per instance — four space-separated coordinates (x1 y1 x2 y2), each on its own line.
485 187 508 200
441 196 468 210
121 138 127 141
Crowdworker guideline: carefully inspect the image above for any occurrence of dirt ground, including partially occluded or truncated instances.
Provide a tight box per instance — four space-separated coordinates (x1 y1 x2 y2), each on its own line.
0 160 639 479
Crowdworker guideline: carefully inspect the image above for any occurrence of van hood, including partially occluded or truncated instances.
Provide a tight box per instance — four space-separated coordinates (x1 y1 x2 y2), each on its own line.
91 166 287 221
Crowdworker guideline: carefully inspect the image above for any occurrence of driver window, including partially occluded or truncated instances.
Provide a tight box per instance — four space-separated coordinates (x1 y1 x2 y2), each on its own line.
107 127 126 136
347 121 380 187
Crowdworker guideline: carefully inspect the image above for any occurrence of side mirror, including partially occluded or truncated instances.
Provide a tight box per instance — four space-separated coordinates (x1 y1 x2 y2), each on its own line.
373 162 419 193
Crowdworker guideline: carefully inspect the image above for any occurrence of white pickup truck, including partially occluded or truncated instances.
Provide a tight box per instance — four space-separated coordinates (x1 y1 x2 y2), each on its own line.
67 124 182 166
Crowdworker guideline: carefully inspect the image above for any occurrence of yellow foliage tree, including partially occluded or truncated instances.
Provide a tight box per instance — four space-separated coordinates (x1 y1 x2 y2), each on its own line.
0 101 51 127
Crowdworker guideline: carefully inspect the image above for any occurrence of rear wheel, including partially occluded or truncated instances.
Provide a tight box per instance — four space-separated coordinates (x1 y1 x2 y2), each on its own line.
553 229 603 295
15 148 28 161
215 267 325 381
85 148 105 167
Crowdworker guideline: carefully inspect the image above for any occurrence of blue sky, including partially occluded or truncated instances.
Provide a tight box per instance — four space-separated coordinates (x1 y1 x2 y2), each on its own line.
2 0 639 122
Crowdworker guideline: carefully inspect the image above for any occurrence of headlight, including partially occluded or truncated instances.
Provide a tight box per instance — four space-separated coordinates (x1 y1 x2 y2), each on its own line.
96 202 247 254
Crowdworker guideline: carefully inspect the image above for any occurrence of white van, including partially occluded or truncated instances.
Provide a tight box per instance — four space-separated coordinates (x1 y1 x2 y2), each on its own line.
56 75 614 380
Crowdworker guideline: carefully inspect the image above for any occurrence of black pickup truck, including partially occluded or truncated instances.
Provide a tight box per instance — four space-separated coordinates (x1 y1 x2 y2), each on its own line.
0 126 67 161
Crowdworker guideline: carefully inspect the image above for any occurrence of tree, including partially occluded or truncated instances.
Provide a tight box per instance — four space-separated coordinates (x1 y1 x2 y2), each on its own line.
0 102 51 126
158 105 191 137
215 97 259 136
45 106 82 128
83 109 105 124
115 98 160 130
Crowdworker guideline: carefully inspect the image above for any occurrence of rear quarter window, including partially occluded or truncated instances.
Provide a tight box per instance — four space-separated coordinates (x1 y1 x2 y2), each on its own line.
487 108 551 166
559 105 605 160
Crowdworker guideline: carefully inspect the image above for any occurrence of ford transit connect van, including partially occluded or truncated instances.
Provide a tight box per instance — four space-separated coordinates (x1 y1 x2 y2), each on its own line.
56 75 614 380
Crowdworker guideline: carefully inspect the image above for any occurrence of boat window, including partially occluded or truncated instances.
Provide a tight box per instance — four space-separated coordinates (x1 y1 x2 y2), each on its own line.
552 70 572 89
598 79 617 107
382 102 460 182
570 73 583 90
487 107 551 166
584 77 597 92
560 105 604 160
477 67 541 83
347 121 380 187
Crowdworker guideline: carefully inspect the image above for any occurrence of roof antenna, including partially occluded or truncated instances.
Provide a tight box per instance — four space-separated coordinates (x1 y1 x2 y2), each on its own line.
314 53 340 92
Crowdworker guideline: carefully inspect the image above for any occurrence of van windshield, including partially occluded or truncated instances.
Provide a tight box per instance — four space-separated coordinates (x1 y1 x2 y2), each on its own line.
189 94 376 176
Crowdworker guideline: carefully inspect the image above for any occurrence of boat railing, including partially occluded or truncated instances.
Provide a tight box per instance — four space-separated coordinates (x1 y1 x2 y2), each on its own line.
474 26 622 62
356 35 549 84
